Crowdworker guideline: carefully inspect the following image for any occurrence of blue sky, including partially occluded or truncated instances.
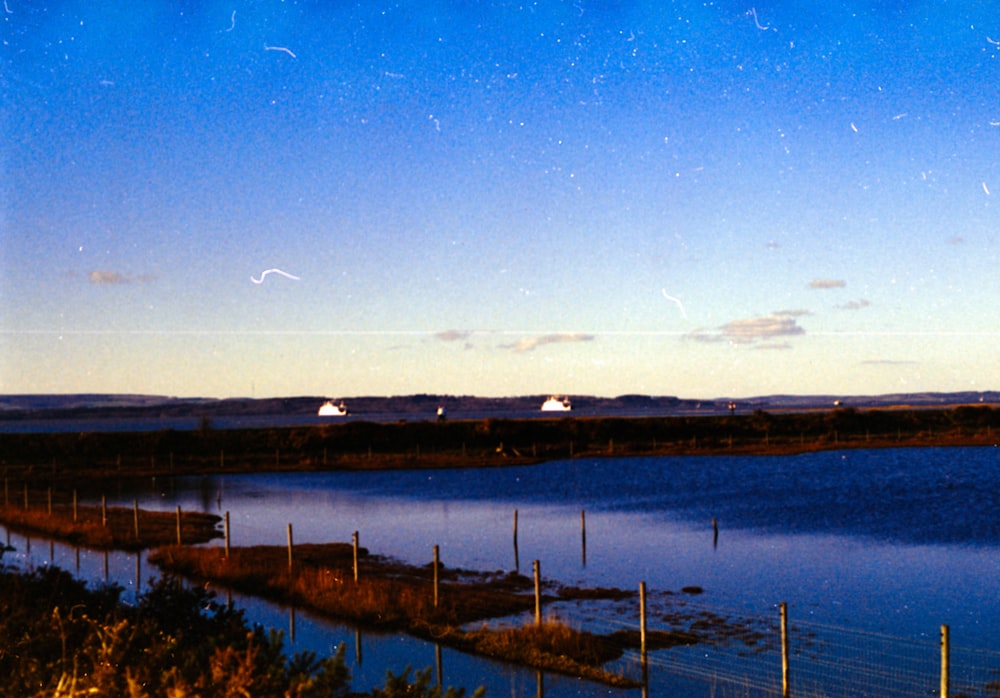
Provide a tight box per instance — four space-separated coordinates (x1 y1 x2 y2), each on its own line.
3 1 998 399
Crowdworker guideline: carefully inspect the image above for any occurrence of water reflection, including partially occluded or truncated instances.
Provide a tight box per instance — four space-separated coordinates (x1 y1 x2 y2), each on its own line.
7 447 998 696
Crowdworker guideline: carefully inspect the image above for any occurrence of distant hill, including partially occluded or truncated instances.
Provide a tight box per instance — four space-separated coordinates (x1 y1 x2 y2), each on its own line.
0 391 996 422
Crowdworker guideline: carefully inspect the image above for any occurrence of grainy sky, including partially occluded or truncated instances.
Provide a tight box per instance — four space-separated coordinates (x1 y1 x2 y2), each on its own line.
3 1 998 399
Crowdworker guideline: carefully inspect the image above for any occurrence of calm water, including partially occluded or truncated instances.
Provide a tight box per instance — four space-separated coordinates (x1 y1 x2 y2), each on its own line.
6 446 1000 696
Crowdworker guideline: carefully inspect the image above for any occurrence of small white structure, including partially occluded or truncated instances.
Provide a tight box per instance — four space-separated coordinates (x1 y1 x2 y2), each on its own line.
318 400 349 416
541 395 572 412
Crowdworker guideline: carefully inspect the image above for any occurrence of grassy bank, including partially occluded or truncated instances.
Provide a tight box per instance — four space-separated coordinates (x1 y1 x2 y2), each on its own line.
0 406 997 486
0 501 222 550
149 542 645 687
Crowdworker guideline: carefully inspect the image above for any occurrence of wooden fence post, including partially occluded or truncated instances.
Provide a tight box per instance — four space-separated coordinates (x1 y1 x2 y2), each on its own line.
175 505 182 545
941 624 950 698
639 581 647 659
352 531 359 582
224 511 230 559
781 602 790 698
433 544 440 608
133 500 139 539
533 560 542 627
72 489 78 522
287 523 294 573
47 488 52 515
102 496 107 527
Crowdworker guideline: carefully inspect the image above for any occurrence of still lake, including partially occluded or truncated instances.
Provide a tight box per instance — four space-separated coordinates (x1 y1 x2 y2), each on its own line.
6 446 1000 696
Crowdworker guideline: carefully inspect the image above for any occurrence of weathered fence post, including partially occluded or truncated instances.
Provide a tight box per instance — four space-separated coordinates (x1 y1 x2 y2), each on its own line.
533 560 542 627
175 505 182 545
781 602 790 698
102 496 107 526
72 489 78 522
287 523 294 573
941 624 950 698
352 531 359 582
224 511 231 559
639 581 647 659
23 482 28 509
47 488 52 515
433 544 440 608
133 500 139 539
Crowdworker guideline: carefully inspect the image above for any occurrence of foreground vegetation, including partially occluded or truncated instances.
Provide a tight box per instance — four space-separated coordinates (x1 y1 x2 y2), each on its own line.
0 552 480 698
0 406 997 486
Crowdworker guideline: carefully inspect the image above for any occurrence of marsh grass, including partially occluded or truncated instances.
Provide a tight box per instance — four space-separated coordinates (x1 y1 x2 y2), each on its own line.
0 503 222 550
150 543 642 686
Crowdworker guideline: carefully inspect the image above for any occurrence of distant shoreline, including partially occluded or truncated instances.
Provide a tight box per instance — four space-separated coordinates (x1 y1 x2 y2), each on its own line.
1 406 996 489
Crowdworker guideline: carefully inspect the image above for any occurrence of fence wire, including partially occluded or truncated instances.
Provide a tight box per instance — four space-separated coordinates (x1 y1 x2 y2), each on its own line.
550 597 1000 698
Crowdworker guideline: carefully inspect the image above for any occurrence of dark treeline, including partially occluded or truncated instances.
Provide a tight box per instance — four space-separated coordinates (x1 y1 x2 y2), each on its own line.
0 407 997 484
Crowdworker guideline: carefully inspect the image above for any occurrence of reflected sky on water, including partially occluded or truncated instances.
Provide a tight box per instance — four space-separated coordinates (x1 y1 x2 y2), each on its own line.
10 447 999 696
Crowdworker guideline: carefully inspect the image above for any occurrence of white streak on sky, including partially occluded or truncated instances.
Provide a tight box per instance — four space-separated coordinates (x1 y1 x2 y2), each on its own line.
748 7 769 31
661 289 688 319
251 268 301 284
264 44 297 58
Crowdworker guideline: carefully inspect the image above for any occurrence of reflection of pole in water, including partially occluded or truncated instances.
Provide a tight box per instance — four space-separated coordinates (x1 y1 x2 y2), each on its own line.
513 509 519 573
289 606 296 642
75 546 80 573
103 550 109 581
536 669 544 698
712 517 719 549
435 642 443 688
355 627 362 665
135 552 142 603
580 509 586 568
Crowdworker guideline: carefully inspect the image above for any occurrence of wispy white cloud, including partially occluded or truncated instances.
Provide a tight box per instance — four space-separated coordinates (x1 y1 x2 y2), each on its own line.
501 332 595 353
809 278 846 289
838 299 871 311
690 313 806 345
87 270 154 285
